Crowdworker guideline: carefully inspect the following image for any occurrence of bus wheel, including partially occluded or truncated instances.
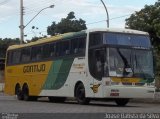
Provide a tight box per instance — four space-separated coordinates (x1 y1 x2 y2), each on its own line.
75 83 90 105
22 85 33 101
15 85 23 100
115 98 129 106
23 85 38 101
48 97 66 103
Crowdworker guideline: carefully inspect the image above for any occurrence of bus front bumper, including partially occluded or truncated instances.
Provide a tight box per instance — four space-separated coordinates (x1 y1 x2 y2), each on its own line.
104 86 155 99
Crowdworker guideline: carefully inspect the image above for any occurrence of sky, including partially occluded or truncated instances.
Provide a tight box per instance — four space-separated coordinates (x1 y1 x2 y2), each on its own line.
0 0 158 41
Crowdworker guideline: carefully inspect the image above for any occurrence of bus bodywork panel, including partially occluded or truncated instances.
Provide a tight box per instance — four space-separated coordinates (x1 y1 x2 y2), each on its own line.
5 57 90 97
5 61 52 95
5 59 74 96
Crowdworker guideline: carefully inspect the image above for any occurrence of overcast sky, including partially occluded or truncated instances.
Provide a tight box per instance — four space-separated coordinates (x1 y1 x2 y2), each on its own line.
0 0 157 40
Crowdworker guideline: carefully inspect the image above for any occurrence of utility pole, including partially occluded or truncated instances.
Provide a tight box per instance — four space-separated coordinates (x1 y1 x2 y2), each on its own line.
19 0 54 44
20 0 24 44
100 0 109 28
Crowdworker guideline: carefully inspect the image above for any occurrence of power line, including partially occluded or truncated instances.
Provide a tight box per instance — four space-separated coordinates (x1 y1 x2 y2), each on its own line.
110 14 132 20
24 0 53 10
25 5 54 15
24 0 52 7
0 0 11 6
86 14 132 25
0 0 54 22
23 0 54 15
25 14 132 36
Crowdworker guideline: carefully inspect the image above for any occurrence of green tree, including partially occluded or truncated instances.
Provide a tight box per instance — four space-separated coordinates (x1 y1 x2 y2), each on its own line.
125 0 160 88
0 38 20 58
47 12 87 36
125 0 160 47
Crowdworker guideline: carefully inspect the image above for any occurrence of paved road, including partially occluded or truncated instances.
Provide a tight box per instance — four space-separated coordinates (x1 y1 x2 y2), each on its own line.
0 93 160 119
0 93 160 113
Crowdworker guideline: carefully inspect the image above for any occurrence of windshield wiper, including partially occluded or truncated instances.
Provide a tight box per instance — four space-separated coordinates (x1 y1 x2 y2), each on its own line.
116 49 133 77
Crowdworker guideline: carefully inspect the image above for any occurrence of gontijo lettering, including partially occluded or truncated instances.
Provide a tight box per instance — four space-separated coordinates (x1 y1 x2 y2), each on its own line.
23 64 45 73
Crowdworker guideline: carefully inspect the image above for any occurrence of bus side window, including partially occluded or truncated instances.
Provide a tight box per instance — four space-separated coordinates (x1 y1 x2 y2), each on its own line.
78 37 86 54
21 48 30 63
31 46 42 61
7 51 13 65
89 33 102 48
71 36 86 56
56 42 60 57
71 38 78 54
62 40 70 56
43 44 50 59
50 43 56 58
12 50 21 64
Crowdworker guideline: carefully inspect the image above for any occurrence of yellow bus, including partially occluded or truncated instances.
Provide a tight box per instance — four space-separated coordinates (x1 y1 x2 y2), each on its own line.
5 28 155 106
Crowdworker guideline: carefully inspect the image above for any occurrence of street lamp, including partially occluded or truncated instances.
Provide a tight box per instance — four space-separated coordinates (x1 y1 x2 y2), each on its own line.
19 1 54 44
100 0 109 28
25 5 54 28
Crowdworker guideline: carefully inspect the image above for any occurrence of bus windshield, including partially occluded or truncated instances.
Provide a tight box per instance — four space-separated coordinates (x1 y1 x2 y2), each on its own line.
89 32 154 80
109 48 154 78
104 33 151 48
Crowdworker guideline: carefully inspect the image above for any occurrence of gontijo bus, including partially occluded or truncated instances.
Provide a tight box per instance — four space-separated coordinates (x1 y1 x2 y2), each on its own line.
5 28 155 106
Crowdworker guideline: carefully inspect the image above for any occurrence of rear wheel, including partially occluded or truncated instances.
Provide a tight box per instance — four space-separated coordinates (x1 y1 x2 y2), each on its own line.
23 86 30 101
75 83 90 105
15 85 23 100
48 97 66 103
115 98 129 106
23 85 37 101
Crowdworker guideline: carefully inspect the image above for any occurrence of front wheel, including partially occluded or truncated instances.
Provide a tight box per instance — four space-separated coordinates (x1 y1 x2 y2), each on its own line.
75 83 90 105
115 98 129 106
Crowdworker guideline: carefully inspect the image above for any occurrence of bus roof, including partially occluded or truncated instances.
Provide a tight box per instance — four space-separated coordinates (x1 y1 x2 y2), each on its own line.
87 28 148 35
7 31 86 50
7 28 148 51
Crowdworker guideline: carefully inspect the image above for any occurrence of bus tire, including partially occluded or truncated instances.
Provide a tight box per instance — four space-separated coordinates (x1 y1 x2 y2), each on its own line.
75 83 90 105
115 98 129 106
48 97 66 103
22 85 38 101
22 85 35 101
15 84 23 100
23 85 30 101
